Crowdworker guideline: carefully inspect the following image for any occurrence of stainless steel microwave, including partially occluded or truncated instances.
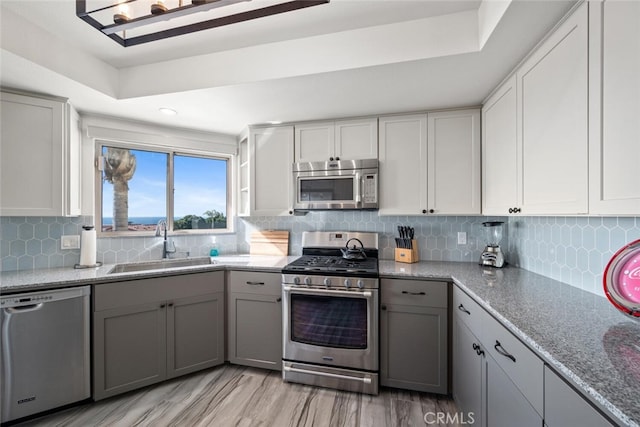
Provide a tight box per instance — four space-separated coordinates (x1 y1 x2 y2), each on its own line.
293 159 378 210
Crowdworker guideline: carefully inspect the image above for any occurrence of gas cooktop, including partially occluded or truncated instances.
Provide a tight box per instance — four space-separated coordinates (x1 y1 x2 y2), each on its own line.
282 231 379 278
284 255 378 274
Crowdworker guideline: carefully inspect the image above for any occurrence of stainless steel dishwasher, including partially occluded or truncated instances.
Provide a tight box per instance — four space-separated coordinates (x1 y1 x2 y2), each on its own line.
1 286 91 423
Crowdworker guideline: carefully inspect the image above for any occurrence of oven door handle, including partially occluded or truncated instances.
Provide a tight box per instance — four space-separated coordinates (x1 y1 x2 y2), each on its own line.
283 286 372 298
283 366 372 384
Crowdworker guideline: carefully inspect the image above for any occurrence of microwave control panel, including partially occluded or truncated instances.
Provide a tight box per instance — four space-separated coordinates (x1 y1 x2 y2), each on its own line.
362 174 377 203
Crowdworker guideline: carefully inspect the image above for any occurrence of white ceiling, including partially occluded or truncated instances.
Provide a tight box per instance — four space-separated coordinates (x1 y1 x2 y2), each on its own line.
0 0 577 137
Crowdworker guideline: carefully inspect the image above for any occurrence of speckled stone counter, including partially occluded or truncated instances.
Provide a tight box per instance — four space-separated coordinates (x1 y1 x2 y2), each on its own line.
0 255 297 294
2 257 637 425
380 260 639 427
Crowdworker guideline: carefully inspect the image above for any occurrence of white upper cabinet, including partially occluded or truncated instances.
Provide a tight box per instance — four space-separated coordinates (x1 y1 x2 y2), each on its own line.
378 114 428 216
588 0 640 215
428 109 481 215
516 2 588 215
483 3 588 216
0 91 81 217
379 109 481 216
244 126 294 216
294 118 377 162
482 76 518 216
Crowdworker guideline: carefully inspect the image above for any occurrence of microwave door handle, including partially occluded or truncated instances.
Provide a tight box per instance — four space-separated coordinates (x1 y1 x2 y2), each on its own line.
355 174 362 205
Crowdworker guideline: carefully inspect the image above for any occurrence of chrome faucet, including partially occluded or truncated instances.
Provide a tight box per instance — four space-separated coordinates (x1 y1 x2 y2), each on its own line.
155 219 176 259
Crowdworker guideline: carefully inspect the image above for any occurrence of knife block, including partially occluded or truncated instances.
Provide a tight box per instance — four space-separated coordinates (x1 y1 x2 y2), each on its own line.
395 240 419 263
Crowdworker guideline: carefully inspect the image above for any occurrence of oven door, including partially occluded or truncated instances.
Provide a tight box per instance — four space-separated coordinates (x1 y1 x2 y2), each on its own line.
282 285 378 371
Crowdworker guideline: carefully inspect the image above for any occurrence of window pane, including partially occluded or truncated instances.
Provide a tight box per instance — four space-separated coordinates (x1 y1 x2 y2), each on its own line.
101 146 167 232
173 155 227 230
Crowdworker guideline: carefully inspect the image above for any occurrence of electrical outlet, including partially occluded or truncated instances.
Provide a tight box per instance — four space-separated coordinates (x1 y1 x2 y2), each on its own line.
457 232 467 245
61 235 80 249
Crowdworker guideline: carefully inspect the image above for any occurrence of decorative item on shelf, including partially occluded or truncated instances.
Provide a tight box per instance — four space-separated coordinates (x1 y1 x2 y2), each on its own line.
77 0 330 47
394 225 418 264
604 238 640 320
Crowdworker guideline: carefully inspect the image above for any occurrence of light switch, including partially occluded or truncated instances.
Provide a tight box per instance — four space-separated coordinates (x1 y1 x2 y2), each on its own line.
61 235 80 249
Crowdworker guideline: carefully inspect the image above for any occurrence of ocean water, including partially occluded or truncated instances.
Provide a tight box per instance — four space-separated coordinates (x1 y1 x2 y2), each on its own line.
102 217 166 226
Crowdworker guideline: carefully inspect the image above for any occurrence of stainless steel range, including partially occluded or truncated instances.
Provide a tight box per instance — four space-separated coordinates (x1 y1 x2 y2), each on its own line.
282 231 379 395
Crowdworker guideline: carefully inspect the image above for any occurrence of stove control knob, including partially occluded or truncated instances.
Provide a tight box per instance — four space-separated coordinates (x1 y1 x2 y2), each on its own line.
304 277 312 286
344 278 352 288
293 276 300 285
323 277 332 287
357 279 365 289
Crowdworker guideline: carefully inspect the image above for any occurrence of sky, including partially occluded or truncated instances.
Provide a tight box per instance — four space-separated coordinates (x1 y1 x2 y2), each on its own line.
102 148 227 220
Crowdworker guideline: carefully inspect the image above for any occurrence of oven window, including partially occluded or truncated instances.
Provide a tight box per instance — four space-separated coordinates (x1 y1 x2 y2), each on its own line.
299 178 354 201
290 294 367 349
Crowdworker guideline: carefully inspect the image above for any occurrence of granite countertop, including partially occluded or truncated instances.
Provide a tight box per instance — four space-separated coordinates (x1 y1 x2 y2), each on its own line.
0 255 298 293
379 260 639 427
1 257 638 425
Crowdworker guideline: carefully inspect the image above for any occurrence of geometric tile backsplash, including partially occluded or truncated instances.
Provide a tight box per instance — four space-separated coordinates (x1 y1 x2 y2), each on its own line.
2 213 639 298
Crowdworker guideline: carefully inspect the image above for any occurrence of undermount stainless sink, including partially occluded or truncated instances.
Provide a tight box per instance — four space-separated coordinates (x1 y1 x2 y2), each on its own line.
108 257 215 274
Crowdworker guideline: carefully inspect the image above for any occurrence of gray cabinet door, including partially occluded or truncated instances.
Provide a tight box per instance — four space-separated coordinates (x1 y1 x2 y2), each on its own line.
380 303 448 393
167 292 225 379
93 302 166 400
452 317 485 427
486 353 542 427
228 292 282 370
544 366 614 427
227 271 282 370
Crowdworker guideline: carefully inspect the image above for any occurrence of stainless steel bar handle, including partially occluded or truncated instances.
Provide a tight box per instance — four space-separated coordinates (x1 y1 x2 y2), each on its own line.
246 281 265 286
284 366 372 384
355 174 362 204
283 286 372 298
5 303 44 314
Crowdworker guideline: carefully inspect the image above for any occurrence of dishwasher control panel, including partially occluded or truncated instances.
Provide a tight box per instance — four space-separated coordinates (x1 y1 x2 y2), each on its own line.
1 286 89 308
1 295 53 305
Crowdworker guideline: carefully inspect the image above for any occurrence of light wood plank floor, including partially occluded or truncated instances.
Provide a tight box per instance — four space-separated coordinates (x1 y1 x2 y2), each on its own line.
17 364 461 427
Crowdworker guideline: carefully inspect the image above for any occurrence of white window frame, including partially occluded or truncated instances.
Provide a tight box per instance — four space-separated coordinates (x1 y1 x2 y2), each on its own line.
95 139 233 237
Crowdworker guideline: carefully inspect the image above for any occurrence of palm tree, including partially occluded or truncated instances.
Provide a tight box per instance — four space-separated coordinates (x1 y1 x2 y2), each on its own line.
103 148 136 231
203 209 226 228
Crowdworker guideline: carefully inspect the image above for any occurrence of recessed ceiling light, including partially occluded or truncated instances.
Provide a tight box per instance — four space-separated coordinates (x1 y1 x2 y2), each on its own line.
159 107 177 116
268 121 283 125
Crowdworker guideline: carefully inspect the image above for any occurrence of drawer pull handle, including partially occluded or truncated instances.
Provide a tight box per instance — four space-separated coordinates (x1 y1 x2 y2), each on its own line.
246 281 265 286
401 291 426 296
472 343 484 357
276 297 282 302
458 304 471 315
494 340 516 362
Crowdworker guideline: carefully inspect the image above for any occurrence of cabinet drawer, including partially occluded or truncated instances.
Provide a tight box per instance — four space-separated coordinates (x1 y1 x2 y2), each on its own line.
381 278 447 308
229 271 281 296
483 313 544 416
95 272 224 311
452 286 485 336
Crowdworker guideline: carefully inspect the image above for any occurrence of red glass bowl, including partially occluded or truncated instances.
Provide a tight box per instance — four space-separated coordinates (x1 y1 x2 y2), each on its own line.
604 238 640 319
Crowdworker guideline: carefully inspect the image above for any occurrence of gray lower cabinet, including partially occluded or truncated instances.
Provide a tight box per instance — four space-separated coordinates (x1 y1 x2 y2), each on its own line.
544 366 614 427
486 353 541 427
93 271 224 400
453 318 485 427
227 270 282 370
380 278 448 393
452 285 543 427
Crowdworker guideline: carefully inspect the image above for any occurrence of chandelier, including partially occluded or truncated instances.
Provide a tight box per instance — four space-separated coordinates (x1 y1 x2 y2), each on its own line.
76 0 330 47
